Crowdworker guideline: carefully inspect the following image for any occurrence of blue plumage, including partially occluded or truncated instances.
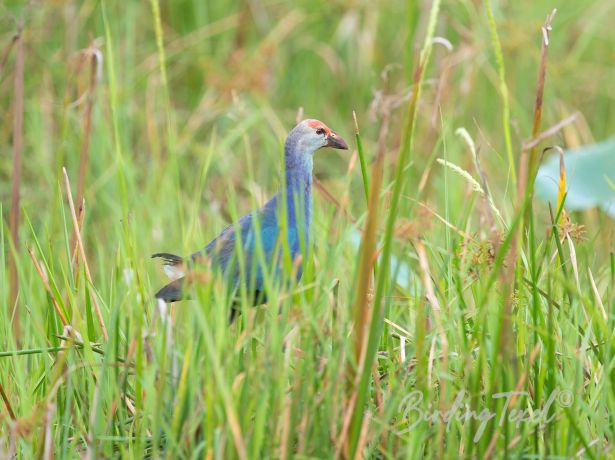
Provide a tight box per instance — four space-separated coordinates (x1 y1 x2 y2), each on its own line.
153 119 348 312
197 194 300 294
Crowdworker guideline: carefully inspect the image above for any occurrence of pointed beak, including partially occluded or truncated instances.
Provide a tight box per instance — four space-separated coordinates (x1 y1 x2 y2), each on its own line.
325 131 348 150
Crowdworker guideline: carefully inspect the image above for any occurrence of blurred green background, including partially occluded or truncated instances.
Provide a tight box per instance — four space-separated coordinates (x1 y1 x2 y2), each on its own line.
1 0 615 458
2 0 614 240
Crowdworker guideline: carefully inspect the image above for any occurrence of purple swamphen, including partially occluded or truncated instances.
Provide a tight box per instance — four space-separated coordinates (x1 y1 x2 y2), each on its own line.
152 119 348 318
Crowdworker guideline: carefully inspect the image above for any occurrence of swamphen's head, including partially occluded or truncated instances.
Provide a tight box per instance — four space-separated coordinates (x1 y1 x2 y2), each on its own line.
287 119 348 154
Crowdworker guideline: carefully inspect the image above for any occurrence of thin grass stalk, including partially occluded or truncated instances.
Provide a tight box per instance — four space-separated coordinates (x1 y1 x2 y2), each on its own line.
528 206 541 449
9 29 24 341
518 17 556 385
485 0 517 188
27 246 69 327
516 10 557 324
149 0 176 155
42 401 55 460
352 411 370 460
499 10 555 376
314 178 356 224
484 0 516 187
0 382 16 420
0 34 18 76
334 386 359 459
349 114 386 386
348 1 441 455
69 199 85 271
485 0 517 204
149 0 183 242
525 10 556 201
415 241 449 453
168 344 192 459
563 408 599 460
0 344 105 358
548 204 573 306
100 0 128 214
149 0 171 118
197 307 248 460
353 111 370 203
75 45 101 214
347 112 386 388
484 343 541 458
63 168 108 340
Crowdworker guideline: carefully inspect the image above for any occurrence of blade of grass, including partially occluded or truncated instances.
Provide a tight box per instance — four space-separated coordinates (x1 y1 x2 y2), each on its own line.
353 111 370 203
9 27 24 342
348 0 441 455
349 113 386 388
484 0 516 187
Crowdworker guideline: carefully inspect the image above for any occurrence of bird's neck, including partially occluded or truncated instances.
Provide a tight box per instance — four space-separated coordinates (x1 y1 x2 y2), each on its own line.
284 143 314 229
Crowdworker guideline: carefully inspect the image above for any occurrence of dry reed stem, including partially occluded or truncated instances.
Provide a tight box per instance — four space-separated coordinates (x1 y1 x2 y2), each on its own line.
71 43 101 269
70 199 85 271
313 178 356 224
517 9 557 203
76 45 101 215
341 114 390 459
27 246 69 327
333 389 359 459
9 29 24 341
352 411 371 460
0 34 18 76
352 113 389 382
502 10 556 365
522 112 578 152
416 241 449 453
278 393 292 460
0 382 16 421
62 167 108 340
42 403 55 460
370 360 387 454
83 382 100 460
411 200 472 240
587 268 607 321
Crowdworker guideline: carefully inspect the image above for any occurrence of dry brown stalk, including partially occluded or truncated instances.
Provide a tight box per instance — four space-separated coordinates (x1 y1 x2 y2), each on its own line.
502 10 557 365
352 113 389 384
0 34 18 77
9 29 24 341
27 246 69 327
416 240 449 454
62 168 108 341
517 9 557 204
76 44 101 212
0 382 16 421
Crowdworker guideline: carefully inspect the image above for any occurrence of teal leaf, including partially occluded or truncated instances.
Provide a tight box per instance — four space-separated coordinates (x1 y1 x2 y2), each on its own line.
535 137 615 218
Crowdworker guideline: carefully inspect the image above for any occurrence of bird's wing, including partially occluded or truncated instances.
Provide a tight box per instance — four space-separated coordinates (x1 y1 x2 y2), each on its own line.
191 194 290 288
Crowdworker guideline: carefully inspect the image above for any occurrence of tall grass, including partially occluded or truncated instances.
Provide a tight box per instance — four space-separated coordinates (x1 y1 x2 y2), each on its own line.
1 0 614 458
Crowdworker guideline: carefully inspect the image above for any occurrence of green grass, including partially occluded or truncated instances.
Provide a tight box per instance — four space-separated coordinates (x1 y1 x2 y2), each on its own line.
1 0 614 458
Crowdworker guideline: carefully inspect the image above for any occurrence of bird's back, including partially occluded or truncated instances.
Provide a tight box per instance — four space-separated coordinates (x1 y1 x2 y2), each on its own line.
194 192 309 293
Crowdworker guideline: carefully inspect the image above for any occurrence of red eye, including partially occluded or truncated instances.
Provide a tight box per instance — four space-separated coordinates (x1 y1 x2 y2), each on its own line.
316 128 325 135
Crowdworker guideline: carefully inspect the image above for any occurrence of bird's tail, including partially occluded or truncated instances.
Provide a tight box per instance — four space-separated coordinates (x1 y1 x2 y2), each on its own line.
152 253 185 302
